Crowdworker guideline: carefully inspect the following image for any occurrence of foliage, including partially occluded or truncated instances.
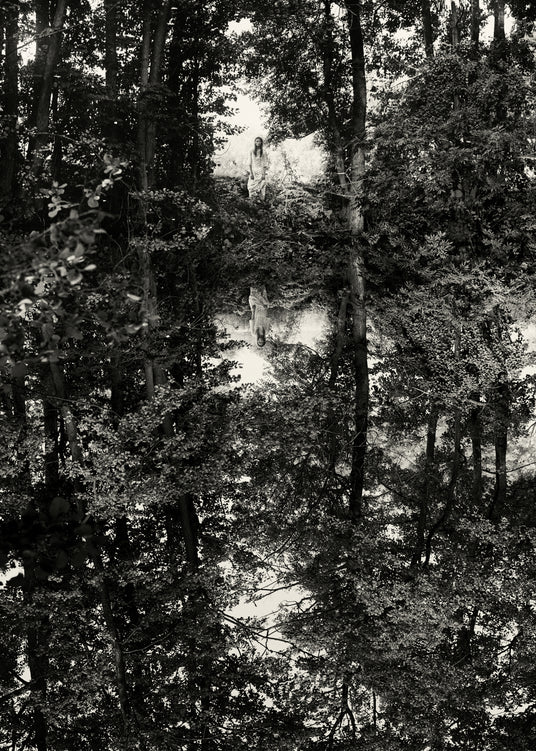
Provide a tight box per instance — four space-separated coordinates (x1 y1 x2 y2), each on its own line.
1 1 536 750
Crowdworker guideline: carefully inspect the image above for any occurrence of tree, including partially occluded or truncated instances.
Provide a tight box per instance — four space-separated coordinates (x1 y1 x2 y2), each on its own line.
0 0 19 206
2 1 536 748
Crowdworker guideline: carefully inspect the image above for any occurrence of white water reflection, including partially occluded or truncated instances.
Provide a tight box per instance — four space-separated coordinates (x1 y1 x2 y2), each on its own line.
217 306 329 384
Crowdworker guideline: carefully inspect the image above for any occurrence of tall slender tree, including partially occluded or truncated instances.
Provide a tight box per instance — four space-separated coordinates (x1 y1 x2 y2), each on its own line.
0 1 19 204
28 0 68 170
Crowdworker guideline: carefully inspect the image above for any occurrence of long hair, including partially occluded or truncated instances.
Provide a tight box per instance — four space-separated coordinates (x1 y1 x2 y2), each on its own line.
253 137 264 157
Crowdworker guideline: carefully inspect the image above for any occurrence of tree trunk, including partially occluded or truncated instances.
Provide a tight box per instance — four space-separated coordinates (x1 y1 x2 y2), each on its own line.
425 406 461 566
23 561 49 751
450 1 460 48
489 375 508 522
29 0 67 171
149 0 172 85
92 551 132 739
326 292 349 475
0 9 3 72
0 1 19 203
190 56 200 188
425 331 461 565
137 0 153 190
348 250 368 520
323 1 348 195
138 0 172 189
468 395 483 506
49 362 83 466
346 0 366 233
471 0 480 45
411 408 438 567
50 77 62 179
153 366 200 568
328 681 356 749
103 0 119 141
12 353 48 751
147 0 172 186
30 0 51 127
345 0 368 521
422 0 434 57
493 0 505 41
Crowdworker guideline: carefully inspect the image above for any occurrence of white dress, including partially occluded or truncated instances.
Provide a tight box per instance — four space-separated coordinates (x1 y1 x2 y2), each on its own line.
249 286 270 344
247 150 269 199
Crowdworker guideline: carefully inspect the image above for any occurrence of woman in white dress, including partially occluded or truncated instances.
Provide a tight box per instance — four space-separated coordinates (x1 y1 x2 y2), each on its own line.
249 286 270 347
248 137 269 200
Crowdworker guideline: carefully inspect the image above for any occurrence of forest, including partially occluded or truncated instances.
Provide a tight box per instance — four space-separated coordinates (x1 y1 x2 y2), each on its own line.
1 0 536 749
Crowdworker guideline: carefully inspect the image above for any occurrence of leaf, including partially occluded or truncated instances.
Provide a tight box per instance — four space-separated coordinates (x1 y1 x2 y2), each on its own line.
67 269 83 285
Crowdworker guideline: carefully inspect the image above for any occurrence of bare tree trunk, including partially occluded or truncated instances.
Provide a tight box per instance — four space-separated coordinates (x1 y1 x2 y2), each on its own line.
322 1 348 195
328 682 356 749
50 77 62 179
469 395 483 506
30 0 50 126
103 0 119 141
348 250 368 520
425 407 461 566
493 0 505 40
422 0 434 57
345 0 368 522
149 0 172 87
11 353 48 751
190 56 200 188
411 408 438 567
137 0 153 190
153 367 200 568
147 0 172 185
49 362 82 466
137 0 172 189
91 552 132 739
489 375 508 522
23 562 49 751
0 9 4 71
29 0 67 171
0 1 19 203
471 0 480 45
425 331 461 565
450 1 460 48
326 292 350 475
